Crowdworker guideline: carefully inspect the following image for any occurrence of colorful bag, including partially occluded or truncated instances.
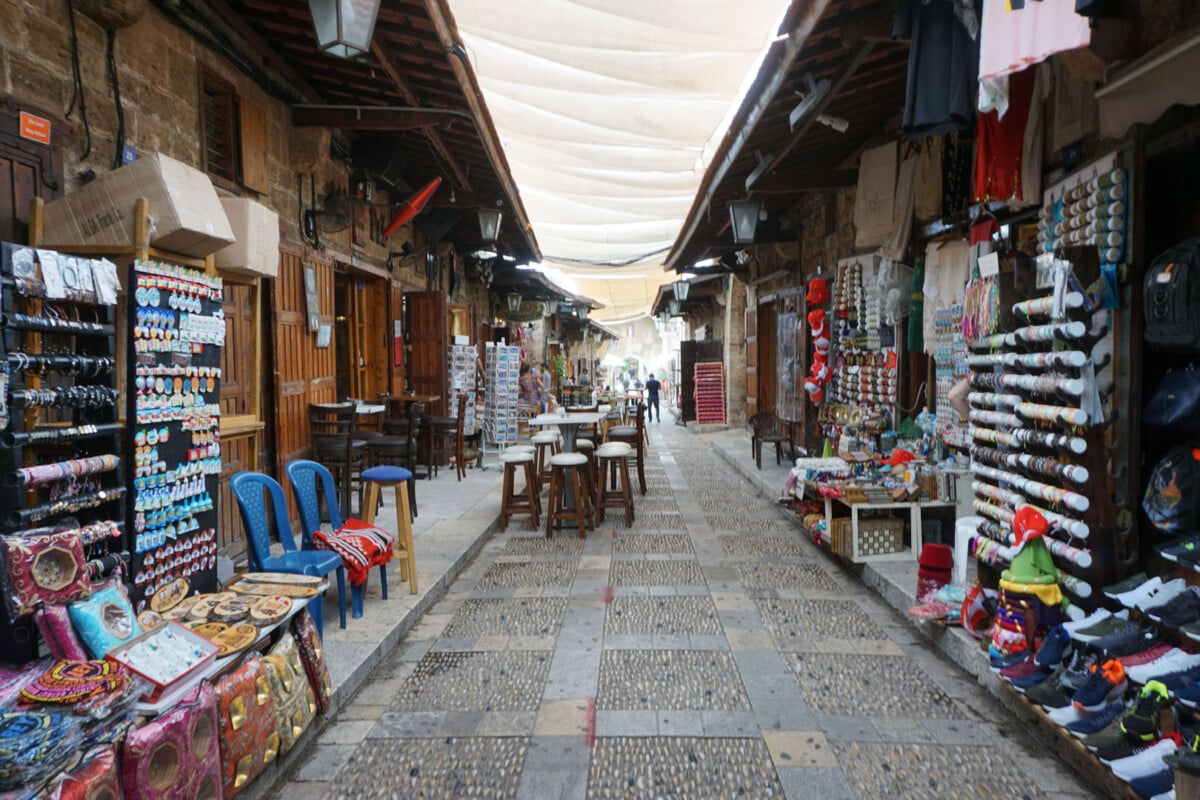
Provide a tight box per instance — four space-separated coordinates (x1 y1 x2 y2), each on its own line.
215 654 278 798
0 528 91 619
43 745 121 800
312 518 394 587
1143 444 1200 533
1143 367 1200 431
0 709 82 791
290 608 333 715
263 633 316 756
34 604 90 661
68 581 142 658
120 681 222 800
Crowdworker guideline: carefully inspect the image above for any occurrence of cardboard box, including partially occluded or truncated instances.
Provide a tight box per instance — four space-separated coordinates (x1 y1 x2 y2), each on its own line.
43 152 235 257
215 197 280 279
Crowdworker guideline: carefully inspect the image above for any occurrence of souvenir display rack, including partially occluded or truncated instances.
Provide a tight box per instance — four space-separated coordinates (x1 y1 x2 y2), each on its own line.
966 248 1122 605
483 342 519 448
127 259 223 608
934 303 968 450
693 361 726 424
448 342 477 436
0 242 126 645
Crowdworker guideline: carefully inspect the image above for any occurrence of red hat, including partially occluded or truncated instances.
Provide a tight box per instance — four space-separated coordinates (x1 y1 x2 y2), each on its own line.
1011 505 1049 553
806 277 830 306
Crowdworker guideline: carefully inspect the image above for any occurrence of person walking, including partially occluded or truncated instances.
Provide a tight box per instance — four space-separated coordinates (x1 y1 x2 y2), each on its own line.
645 372 662 423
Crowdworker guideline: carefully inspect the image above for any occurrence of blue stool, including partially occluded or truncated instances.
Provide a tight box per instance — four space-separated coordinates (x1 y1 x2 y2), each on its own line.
361 465 417 594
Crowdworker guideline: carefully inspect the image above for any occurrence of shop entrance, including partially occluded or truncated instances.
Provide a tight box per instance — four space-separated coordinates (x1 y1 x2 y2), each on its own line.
334 271 388 402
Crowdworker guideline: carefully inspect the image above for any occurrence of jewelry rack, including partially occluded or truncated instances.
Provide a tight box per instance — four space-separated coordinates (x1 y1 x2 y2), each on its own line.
966 247 1123 606
0 241 126 656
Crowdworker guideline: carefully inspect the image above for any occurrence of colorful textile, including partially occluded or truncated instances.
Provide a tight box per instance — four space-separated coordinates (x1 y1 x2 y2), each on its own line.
263 633 316 755
215 654 278 798
979 0 1090 79
0 528 91 619
291 608 333 715
121 682 221 800
67 582 141 658
312 518 394 587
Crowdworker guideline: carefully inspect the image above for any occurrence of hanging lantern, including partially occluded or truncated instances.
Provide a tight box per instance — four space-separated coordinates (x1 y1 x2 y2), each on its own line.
593 331 602 343
668 299 681 316
506 291 523 312
478 208 503 242
575 305 588 320
728 201 760 244
308 0 382 60
672 280 690 301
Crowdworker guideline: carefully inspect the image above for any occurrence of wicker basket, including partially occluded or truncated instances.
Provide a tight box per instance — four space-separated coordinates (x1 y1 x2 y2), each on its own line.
831 515 906 558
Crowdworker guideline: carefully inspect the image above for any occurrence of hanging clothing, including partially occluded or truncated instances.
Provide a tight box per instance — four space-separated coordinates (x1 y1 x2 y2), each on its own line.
854 142 898 249
914 136 944 222
942 131 975 220
978 0 1091 79
880 156 919 262
907 256 926 354
1049 59 1099 152
923 239 971 356
894 0 981 136
974 65 1047 206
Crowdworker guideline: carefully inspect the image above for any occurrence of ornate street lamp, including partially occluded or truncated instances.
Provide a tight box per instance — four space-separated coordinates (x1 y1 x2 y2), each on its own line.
308 0 382 60
668 299 681 316
505 291 523 312
728 201 761 244
672 280 690 301
478 208 503 243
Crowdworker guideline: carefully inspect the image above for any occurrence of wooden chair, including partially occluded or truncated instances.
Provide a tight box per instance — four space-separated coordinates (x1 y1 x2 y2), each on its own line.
366 402 425 517
605 400 646 494
230 471 346 636
748 412 795 469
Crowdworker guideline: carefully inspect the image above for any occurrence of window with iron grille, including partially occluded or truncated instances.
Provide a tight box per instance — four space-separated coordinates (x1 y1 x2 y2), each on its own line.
199 68 239 184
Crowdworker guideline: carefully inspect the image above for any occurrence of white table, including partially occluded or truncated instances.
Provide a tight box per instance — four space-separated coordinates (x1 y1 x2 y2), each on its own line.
529 411 604 453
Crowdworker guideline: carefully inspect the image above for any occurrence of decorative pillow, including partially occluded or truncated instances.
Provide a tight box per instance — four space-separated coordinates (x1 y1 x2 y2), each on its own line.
263 633 315 756
0 709 82 792
120 681 221 800
68 582 142 658
35 604 90 660
0 529 91 618
214 654 278 798
44 745 120 800
312 518 394 587
290 608 333 715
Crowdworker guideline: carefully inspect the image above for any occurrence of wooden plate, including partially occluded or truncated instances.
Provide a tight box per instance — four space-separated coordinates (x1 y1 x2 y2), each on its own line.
211 623 258 657
249 595 292 627
188 621 227 639
237 572 323 587
229 582 320 598
162 595 199 622
149 578 190 613
210 599 250 624
137 610 164 630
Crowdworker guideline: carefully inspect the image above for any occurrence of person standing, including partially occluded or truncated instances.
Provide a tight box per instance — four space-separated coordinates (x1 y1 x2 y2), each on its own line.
645 372 662 423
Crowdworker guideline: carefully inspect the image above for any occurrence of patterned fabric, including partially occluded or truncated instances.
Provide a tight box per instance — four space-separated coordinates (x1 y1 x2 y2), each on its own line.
290 608 333 715
43 745 120 800
312 518 394 587
215 654 278 798
34 604 89 661
0 709 81 791
263 633 316 755
19 660 129 715
0 529 91 618
121 682 222 800
68 582 141 658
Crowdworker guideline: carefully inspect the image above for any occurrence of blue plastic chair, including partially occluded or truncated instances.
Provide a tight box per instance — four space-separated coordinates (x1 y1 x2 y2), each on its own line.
230 470 347 636
286 459 387 619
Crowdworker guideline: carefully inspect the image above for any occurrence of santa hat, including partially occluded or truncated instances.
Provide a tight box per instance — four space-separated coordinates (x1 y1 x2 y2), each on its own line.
806 277 830 306
1010 505 1050 555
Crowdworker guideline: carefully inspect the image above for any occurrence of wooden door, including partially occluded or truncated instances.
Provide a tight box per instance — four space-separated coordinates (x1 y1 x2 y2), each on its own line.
390 281 406 396
404 290 448 415
0 111 64 244
745 306 758 420
759 302 777 414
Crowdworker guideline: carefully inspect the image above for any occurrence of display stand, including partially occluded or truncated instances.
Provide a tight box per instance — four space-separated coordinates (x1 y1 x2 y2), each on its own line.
693 361 726 424
448 342 477 436
484 342 520 449
821 495 957 563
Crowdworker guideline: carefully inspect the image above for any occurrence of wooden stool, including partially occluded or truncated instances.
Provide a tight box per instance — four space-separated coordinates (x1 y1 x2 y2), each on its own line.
505 444 536 455
575 438 597 496
360 465 417 594
532 431 561 492
498 451 540 532
545 452 592 538
595 442 635 527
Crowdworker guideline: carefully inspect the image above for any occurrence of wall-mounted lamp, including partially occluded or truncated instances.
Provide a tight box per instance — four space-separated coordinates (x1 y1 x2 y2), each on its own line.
672 280 690 302
308 0 381 60
593 331 602 343
506 291 523 312
478 208 502 243
729 201 761 244
575 305 588 320
668 299 681 316
557 302 573 315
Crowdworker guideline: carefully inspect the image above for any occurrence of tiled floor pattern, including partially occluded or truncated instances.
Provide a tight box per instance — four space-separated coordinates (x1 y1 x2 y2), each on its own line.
278 423 1096 800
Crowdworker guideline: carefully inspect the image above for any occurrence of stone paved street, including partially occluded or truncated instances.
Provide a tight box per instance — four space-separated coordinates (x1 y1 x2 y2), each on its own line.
272 422 1097 800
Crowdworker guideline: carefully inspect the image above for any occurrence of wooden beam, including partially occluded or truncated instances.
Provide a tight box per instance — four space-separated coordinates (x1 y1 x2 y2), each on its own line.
291 105 455 130
753 167 858 194
370 40 473 192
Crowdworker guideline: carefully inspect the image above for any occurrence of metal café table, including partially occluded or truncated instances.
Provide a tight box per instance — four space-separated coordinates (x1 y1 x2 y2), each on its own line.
529 410 604 523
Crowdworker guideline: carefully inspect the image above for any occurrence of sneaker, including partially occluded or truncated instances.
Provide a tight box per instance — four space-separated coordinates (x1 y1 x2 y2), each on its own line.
1158 534 1200 564
1161 666 1200 695
1180 620 1200 643
1074 659 1129 711
1062 649 1101 689
1175 682 1200 710
1096 734 1178 764
1065 701 1125 737
1083 718 1130 750
1111 736 1182 782
1073 615 1137 642
1025 666 1077 709
1121 642 1177 669
1008 664 1056 692
1112 577 1164 608
989 650 1032 673
1094 625 1159 658
1128 651 1200 685
1121 681 1172 742
1063 607 1116 635
1104 572 1149 599
1127 770 1175 800
1034 625 1072 667
1155 589 1200 628
1000 657 1046 683
1135 578 1189 612
1046 703 1091 728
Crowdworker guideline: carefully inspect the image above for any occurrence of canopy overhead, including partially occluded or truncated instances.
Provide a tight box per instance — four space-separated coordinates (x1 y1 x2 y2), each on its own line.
447 0 792 307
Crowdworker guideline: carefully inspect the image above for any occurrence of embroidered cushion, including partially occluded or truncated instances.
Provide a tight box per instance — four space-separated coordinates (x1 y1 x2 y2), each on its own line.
34 604 89 661
290 608 333 715
120 682 221 800
68 582 141 658
0 528 91 618
312 518 394 587
214 653 277 798
263 633 315 755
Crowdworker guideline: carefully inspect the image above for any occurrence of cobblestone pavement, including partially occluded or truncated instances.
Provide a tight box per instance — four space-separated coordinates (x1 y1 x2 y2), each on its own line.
273 423 1097 800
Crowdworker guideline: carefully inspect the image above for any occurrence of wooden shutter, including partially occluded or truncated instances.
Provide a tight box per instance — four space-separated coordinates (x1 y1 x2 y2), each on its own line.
745 306 758 420
239 98 269 194
403 290 448 415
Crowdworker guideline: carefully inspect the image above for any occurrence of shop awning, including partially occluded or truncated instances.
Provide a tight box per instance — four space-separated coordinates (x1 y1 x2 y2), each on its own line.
1096 27 1200 138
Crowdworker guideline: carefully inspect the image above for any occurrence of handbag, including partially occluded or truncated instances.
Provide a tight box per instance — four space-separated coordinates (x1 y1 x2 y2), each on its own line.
1144 367 1200 430
0 527 91 619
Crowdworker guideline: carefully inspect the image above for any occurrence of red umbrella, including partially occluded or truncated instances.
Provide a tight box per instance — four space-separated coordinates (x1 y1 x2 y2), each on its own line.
383 177 442 238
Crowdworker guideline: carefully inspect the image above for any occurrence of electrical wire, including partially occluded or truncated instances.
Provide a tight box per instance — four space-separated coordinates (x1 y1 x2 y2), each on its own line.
64 0 92 159
106 30 125 169
544 247 672 268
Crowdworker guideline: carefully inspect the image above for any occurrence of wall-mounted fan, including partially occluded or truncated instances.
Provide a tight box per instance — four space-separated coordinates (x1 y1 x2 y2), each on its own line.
303 189 351 247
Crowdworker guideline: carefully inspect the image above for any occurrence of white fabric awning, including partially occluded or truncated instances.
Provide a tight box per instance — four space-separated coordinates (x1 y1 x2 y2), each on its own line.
448 0 790 304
